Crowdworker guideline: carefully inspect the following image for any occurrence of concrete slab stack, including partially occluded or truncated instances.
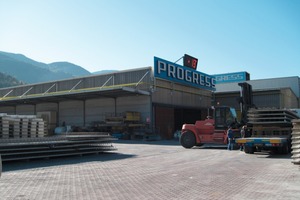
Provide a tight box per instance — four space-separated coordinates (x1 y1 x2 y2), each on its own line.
0 132 117 161
20 118 29 138
0 113 117 161
0 114 9 139
292 119 300 164
10 117 21 138
0 114 47 139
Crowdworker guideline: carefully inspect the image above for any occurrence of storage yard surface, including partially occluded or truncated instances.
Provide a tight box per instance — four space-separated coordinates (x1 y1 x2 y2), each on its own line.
1 140 300 200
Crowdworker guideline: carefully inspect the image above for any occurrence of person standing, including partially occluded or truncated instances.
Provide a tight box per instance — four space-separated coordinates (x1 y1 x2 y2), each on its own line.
240 125 246 151
227 126 234 150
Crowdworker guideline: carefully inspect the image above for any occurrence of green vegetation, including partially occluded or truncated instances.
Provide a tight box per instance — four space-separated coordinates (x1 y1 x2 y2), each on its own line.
0 72 24 88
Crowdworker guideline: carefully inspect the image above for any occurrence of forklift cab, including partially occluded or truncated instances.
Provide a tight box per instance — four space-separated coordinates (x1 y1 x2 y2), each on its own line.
214 106 237 129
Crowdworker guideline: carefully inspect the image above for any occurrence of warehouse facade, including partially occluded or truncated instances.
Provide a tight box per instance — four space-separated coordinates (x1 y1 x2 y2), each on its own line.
214 75 300 118
0 61 299 139
0 59 214 139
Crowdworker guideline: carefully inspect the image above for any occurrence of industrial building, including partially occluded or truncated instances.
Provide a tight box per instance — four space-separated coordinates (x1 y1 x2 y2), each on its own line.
214 74 300 115
0 57 299 139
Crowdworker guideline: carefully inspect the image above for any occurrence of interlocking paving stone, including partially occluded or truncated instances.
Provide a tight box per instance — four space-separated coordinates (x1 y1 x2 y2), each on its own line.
1 140 300 200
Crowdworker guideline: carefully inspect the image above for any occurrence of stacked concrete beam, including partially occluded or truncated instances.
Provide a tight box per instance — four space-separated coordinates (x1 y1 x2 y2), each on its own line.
20 118 29 138
292 119 300 165
0 114 47 139
0 114 9 139
10 117 21 138
35 118 45 138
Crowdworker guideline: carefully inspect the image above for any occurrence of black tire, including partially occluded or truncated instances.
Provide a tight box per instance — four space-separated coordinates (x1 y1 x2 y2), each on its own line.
281 145 289 154
180 131 196 148
244 146 254 154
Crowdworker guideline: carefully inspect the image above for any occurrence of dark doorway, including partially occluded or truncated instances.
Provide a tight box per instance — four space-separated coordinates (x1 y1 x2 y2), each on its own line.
174 108 203 131
155 106 174 139
154 106 205 139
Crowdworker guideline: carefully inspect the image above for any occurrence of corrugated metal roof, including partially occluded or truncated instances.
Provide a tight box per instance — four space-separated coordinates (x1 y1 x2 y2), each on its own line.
0 86 150 106
0 67 153 106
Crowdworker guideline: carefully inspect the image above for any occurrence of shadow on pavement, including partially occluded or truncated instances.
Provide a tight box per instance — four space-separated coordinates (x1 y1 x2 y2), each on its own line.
192 144 229 150
2 152 136 172
255 151 292 159
114 139 180 146
2 140 180 172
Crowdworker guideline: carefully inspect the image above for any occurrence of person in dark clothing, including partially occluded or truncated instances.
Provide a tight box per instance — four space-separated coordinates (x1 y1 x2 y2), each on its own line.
227 126 234 150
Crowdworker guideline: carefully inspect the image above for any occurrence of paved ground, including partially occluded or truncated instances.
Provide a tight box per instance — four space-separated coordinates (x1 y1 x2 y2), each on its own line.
0 140 300 200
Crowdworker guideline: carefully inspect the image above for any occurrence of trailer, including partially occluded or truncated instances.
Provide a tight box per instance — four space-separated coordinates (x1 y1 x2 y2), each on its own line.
235 108 299 154
237 137 290 154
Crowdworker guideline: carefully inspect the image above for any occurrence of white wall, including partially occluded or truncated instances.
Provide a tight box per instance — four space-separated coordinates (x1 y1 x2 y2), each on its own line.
59 101 84 127
116 96 151 122
0 106 15 114
16 105 35 115
36 103 58 112
85 98 115 125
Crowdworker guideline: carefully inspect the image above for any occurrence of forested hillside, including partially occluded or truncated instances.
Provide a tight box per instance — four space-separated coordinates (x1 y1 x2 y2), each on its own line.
0 72 24 88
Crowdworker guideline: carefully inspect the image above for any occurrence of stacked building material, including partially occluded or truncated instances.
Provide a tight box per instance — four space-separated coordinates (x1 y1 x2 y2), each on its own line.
20 118 29 137
28 118 45 138
248 108 299 124
10 117 21 138
0 132 117 161
0 113 117 161
0 114 47 139
0 114 9 139
247 108 299 136
292 119 300 165
102 111 145 139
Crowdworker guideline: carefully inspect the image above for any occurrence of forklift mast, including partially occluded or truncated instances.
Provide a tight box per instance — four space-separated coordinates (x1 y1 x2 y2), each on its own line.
238 82 254 125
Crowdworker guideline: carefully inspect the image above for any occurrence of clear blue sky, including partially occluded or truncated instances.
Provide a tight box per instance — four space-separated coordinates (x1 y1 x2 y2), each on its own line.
0 0 299 80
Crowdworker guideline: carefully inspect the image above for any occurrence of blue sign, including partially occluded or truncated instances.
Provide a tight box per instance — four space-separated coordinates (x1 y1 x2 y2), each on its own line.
154 57 216 91
213 72 250 84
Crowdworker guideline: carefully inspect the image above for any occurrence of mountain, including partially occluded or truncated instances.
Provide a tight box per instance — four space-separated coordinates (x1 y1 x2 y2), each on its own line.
93 70 118 75
0 53 71 84
0 51 50 69
0 72 24 88
0 51 92 84
48 62 90 77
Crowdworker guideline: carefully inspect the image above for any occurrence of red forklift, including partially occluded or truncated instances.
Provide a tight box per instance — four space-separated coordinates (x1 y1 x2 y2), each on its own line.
180 106 240 148
180 82 253 148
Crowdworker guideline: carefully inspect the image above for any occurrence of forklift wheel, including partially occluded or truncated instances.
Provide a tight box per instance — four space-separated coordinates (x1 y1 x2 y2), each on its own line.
180 131 196 149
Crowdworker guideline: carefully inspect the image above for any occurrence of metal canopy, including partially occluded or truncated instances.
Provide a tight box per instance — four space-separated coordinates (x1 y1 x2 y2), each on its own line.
0 86 151 106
